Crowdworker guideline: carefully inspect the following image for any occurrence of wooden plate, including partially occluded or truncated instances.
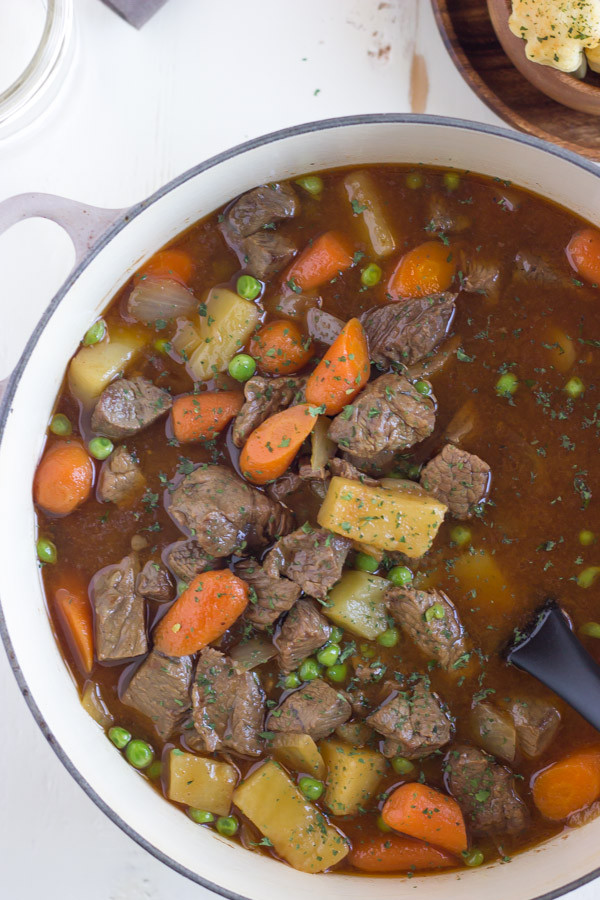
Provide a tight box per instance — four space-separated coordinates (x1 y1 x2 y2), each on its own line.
431 0 600 161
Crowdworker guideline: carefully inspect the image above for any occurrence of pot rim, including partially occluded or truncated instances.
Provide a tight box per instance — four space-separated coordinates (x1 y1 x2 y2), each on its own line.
1 112 598 900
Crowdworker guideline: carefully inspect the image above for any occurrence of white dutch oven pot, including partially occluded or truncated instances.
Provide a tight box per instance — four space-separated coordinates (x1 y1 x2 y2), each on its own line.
1 115 599 900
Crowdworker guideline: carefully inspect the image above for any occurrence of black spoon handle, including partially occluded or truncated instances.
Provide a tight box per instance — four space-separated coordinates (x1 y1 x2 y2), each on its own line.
507 603 600 732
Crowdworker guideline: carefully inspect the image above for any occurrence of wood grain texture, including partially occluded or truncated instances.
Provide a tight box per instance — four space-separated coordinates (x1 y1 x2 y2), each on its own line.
431 0 600 160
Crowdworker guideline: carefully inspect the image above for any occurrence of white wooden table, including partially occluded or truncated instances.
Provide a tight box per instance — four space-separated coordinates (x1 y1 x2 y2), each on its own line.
0 1 595 897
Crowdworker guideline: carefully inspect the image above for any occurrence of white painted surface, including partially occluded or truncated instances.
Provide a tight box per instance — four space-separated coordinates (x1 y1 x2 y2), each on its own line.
0 1 596 898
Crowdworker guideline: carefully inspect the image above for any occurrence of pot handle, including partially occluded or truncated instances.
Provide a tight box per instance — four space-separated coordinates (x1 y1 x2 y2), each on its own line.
0 193 128 402
0 192 128 266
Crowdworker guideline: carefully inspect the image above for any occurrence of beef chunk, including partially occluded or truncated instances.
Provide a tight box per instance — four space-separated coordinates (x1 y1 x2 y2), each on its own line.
269 679 351 741
232 376 305 448
136 561 174 603
387 586 470 671
367 680 452 758
445 744 529 835
234 557 301 630
164 539 217 582
90 554 147 661
459 252 501 300
514 250 574 289
307 308 344 345
420 443 490 519
97 445 145 504
242 230 297 280
361 294 456 367
505 696 561 758
328 374 436 457
267 471 303 503
275 599 331 673
121 649 192 739
224 183 299 238
427 194 471 233
264 526 351 599
169 464 294 557
91 376 172 439
191 647 265 756
343 448 396 477
328 457 379 485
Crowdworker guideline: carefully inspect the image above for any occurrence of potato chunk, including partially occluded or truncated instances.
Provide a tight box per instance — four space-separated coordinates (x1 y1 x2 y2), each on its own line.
320 740 387 816
272 733 327 779
167 750 237 815
318 476 447 557
343 170 396 257
188 287 260 381
68 325 146 404
324 570 388 639
452 549 516 621
233 760 348 872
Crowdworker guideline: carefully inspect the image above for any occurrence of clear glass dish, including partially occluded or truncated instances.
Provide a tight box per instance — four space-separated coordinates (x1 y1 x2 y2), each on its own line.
0 0 75 140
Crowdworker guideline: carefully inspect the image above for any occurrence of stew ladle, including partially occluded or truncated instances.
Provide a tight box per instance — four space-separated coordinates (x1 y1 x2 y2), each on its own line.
506 600 600 731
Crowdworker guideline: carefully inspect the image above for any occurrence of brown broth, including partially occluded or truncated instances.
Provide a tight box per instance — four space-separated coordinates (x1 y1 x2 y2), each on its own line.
36 164 600 875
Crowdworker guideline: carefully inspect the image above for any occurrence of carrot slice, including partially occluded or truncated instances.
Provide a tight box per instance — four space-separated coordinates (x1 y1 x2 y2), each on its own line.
304 317 370 415
284 231 354 292
532 750 600 821
154 570 249 656
239 403 317 485
33 440 94 516
53 572 94 674
566 229 600 285
389 240 455 298
382 783 468 857
250 320 313 375
349 833 458 873
171 391 243 443
140 248 195 285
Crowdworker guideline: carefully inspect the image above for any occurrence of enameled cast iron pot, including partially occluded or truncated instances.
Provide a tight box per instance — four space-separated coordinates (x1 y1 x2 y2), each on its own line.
1 115 599 900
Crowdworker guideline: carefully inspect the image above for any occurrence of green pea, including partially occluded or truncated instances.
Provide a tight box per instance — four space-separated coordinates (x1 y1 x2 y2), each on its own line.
83 319 107 346
450 525 472 547
89 437 114 460
228 353 256 382
443 172 460 191
36 537 57 565
580 622 600 638
216 815 239 837
463 848 484 867
577 566 600 589
392 756 415 775
108 726 131 749
153 338 171 355
414 379 432 396
50 413 72 436
388 565 413 586
236 274 262 301
377 627 399 648
565 377 584 399
580 529 596 546
407 463 421 481
299 776 324 800
330 626 344 643
326 663 348 683
284 671 301 690
189 807 215 824
360 642 377 660
355 552 378 573
125 739 154 769
299 657 322 681
495 372 518 397
360 263 382 287
406 172 423 190
316 643 341 667
425 602 446 622
296 175 323 196
146 761 163 780
377 814 393 832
